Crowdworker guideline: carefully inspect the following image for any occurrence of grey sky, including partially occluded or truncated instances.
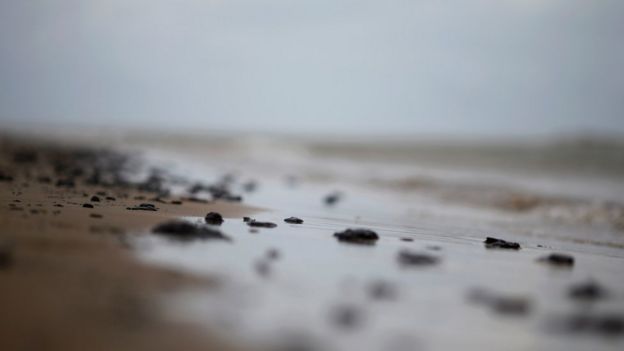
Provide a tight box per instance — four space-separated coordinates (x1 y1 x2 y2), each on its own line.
1 0 623 136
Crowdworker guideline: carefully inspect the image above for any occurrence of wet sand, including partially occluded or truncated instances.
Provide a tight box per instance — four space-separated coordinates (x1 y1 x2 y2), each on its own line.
1 132 624 351
0 136 259 351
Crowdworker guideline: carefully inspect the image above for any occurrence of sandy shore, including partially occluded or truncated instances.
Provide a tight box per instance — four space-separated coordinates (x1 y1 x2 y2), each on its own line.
2 132 623 351
0 136 259 351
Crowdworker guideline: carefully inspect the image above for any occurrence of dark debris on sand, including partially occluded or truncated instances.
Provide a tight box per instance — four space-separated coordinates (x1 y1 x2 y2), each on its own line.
0 241 14 269
397 250 439 267
568 281 608 301
152 220 231 242
537 253 574 267
254 259 271 278
204 212 224 225
333 228 379 245
0 170 14 182
548 313 624 337
484 237 521 250
126 203 158 211
82 203 94 208
284 216 304 224
468 288 531 316
331 305 363 330
368 280 397 300
188 182 243 202
247 220 278 228
267 248 281 260
324 192 342 206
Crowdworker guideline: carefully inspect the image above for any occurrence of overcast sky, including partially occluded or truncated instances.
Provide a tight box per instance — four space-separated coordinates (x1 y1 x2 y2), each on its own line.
1 0 623 136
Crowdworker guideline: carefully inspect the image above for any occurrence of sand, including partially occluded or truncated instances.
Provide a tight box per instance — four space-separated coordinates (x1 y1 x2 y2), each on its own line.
0 136 260 351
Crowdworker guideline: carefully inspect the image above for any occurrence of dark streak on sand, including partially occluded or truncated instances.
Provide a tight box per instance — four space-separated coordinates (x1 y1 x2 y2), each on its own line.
126 203 158 211
468 288 531 316
152 220 231 242
568 281 608 301
548 313 624 336
537 253 574 267
0 241 14 269
397 250 439 267
247 220 277 228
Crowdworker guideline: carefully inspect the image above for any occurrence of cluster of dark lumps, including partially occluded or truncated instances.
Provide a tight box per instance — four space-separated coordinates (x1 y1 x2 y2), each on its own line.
187 174 244 202
3 141 258 210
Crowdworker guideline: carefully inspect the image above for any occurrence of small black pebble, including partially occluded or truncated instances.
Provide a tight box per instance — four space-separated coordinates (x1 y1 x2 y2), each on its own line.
0 242 14 269
400 237 414 242
255 260 271 277
152 219 230 241
397 250 439 266
55 179 75 188
549 313 624 336
248 220 277 228
284 216 304 224
468 288 531 316
267 248 280 260
368 281 397 300
331 305 362 330
37 176 51 183
90 196 100 202
334 228 379 245
569 281 608 301
243 181 257 192
538 253 574 267
83 203 94 208
324 192 341 206
205 212 224 225
484 237 520 250
171 200 182 205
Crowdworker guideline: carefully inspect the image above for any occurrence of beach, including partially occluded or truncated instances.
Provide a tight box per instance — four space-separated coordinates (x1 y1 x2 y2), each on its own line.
1 131 623 351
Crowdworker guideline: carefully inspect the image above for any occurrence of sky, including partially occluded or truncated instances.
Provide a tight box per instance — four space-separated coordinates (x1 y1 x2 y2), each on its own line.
0 0 623 137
